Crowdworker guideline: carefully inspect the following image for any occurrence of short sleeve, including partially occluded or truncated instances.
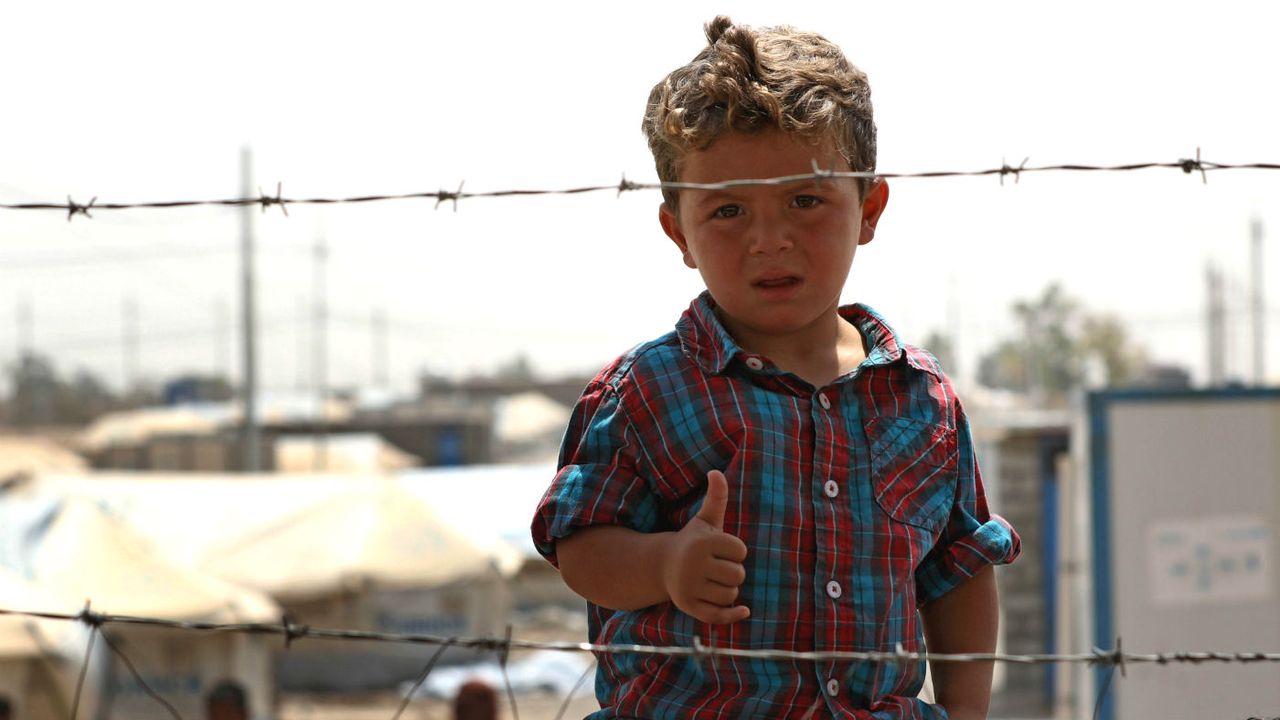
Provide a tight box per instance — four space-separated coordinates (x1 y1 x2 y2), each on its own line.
530 381 662 567
914 398 1021 605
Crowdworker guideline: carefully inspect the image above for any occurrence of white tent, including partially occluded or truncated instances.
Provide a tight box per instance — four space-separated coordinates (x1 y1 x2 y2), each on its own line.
198 480 511 691
0 568 74 720
274 433 423 474
202 480 497 599
0 499 279 720
0 436 85 482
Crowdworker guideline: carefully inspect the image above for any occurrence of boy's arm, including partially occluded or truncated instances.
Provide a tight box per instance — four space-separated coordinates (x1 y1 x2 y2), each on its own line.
920 565 999 720
556 470 751 625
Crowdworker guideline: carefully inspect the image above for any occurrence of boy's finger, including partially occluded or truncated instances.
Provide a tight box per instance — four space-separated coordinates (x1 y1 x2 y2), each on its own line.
695 602 751 625
706 559 746 588
692 469 730 530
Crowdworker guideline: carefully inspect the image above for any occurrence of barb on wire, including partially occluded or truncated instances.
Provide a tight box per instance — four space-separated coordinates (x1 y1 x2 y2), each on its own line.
66 195 96 222
435 181 465 212
281 612 307 650
1179 147 1208 184
999 157 1029 186
258 182 288 216
616 173 640 197
5 154 1280 218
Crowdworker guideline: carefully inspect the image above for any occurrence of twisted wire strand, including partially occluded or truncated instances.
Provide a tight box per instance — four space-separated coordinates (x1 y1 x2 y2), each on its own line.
5 155 1280 220
5 606 1278 668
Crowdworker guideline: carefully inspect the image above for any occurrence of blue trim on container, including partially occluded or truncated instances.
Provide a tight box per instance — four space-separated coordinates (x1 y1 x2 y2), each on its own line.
1087 391 1115 720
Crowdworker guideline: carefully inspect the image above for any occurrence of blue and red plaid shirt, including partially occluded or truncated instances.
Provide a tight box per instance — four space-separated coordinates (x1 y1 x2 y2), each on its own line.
532 292 1020 719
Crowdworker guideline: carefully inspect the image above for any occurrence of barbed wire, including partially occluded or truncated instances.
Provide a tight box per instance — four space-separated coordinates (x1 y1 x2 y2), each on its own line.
5 605 1279 720
6 605 1279 667
5 153 1280 221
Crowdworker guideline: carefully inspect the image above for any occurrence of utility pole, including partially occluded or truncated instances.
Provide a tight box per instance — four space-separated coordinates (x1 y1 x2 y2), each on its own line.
1206 262 1226 386
296 295 309 394
239 147 261 472
123 295 139 395
214 297 229 380
16 297 32 359
313 233 329 471
1251 217 1265 385
373 307 388 389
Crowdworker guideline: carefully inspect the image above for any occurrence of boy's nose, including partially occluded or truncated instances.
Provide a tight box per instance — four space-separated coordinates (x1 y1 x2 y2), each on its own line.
746 217 794 255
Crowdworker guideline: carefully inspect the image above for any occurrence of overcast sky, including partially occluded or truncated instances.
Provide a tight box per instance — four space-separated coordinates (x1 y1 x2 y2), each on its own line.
3 0 1279 397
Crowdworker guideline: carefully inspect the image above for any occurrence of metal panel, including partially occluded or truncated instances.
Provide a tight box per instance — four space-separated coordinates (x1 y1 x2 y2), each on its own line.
1089 389 1280 719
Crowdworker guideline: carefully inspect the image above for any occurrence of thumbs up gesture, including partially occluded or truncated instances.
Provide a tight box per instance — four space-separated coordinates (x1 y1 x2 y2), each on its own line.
662 470 750 624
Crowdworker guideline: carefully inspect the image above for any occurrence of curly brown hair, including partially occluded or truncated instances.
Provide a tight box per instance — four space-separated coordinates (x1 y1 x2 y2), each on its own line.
642 16 876 209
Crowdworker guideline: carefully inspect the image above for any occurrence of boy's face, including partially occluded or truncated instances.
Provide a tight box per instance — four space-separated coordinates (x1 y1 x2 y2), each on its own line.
660 130 889 348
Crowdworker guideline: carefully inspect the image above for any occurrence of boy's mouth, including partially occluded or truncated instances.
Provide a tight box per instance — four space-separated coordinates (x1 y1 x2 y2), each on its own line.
753 276 800 289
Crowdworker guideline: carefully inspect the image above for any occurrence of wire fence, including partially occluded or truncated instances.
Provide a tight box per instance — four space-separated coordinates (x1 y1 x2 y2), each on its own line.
4 152 1280 221
2 605 1279 720
3 152 1279 719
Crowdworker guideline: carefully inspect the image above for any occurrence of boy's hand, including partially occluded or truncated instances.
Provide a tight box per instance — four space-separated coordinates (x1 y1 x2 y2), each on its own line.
662 469 750 624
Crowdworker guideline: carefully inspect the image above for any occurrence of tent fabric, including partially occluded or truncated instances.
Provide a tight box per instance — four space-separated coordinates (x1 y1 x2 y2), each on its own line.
9 463 557 595
0 435 86 480
80 406 220 451
201 480 497 599
274 433 423 473
0 498 278 623
0 567 60 658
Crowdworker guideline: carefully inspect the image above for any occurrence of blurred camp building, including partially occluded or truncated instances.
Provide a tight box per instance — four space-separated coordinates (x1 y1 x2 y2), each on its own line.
2 352 1278 720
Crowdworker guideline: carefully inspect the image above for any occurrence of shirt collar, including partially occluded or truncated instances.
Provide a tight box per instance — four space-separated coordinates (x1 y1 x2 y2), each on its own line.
676 291 939 378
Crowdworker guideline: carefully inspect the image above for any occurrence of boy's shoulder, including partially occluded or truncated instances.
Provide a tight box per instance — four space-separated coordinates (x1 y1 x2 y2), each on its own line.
844 302 947 381
899 341 947 380
583 330 689 396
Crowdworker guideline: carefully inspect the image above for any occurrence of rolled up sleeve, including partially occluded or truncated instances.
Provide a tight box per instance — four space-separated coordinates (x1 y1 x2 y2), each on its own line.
531 382 660 567
915 401 1021 605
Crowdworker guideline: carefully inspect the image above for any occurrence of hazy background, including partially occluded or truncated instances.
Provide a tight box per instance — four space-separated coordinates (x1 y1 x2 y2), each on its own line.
3 0 1278 396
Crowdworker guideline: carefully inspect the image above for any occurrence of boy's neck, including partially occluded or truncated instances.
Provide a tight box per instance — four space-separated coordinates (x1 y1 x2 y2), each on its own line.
717 308 867 389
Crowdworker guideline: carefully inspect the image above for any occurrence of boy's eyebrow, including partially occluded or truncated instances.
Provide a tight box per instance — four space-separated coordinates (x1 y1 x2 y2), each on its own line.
685 179 831 204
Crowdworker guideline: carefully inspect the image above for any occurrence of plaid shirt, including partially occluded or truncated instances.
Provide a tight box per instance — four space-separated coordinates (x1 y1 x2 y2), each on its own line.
532 292 1020 719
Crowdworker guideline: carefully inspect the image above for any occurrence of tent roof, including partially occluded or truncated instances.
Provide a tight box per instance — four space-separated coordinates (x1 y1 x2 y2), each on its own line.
201 481 497 599
0 435 86 479
0 567 60 658
0 498 278 623
274 433 423 473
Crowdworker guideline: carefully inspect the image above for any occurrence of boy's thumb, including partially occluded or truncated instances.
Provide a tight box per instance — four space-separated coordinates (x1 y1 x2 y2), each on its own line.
693 469 729 531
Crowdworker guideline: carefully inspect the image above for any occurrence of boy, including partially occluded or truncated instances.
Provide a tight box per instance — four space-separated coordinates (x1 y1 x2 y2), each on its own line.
532 16 1019 719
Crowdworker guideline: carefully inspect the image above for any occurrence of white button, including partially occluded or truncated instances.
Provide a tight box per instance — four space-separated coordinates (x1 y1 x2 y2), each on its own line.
826 678 840 696
826 580 842 599
824 480 839 498
745 356 764 371
818 392 832 410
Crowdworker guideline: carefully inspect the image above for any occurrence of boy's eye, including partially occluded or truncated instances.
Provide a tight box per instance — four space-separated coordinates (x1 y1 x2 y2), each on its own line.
713 204 743 219
792 195 822 209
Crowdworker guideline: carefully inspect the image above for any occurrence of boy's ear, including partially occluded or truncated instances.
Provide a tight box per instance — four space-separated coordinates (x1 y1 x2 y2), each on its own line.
659 203 698 269
857 179 890 246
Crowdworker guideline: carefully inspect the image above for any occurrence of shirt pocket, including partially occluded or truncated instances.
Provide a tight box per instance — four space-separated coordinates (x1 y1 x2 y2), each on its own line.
865 416 958 533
